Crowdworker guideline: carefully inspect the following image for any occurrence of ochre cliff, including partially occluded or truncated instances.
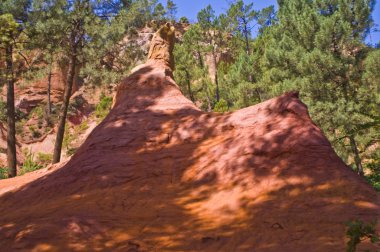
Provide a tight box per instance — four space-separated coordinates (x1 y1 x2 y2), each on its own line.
0 23 379 252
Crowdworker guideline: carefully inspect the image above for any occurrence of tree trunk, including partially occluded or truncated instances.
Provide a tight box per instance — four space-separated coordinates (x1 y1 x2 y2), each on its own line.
6 45 17 178
47 58 53 115
243 22 250 55
196 50 204 68
185 70 194 102
47 63 52 115
52 42 76 164
215 71 220 102
211 48 220 102
206 94 212 112
242 22 254 83
349 135 364 176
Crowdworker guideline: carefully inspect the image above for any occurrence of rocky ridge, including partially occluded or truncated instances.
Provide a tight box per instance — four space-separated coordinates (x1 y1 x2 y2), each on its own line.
0 23 379 251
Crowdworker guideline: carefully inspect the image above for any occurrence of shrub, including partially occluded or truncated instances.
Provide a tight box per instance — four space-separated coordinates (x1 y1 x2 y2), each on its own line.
366 152 380 192
78 120 89 132
20 151 42 175
37 152 53 166
32 106 44 120
0 167 8 179
71 96 85 109
0 98 6 122
62 123 72 150
214 99 229 113
346 220 379 252
62 120 89 155
95 95 112 120
179 16 189 24
16 119 26 136
15 108 27 121
29 125 41 138
67 147 77 156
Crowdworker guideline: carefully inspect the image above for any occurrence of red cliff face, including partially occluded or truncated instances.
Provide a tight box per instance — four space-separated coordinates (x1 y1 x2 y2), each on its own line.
0 23 379 252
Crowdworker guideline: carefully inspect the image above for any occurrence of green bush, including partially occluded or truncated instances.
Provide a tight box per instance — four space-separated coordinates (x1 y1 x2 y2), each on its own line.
214 99 229 113
37 152 53 166
0 167 8 179
62 123 72 150
78 120 89 132
0 98 6 122
66 147 77 156
346 220 379 252
20 151 42 175
62 120 89 155
179 16 189 24
366 152 380 192
16 119 26 136
15 108 27 121
95 95 112 120
32 106 44 120
29 125 41 138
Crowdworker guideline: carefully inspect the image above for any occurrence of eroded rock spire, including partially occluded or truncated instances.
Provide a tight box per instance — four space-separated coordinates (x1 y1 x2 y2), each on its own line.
147 22 175 69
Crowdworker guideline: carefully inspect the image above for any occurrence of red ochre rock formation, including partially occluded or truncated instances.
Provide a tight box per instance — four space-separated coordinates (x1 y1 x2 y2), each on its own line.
1 23 380 252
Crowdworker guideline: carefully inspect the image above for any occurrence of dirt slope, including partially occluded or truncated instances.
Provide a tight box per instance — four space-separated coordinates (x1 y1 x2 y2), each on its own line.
0 23 380 252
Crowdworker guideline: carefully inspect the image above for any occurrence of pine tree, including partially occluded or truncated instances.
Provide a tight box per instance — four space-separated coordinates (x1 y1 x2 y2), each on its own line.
227 0 258 55
153 3 166 21
29 0 111 164
260 0 378 175
29 0 68 116
0 0 31 177
30 0 155 163
166 0 177 22
174 24 210 105
0 14 19 177
197 5 225 102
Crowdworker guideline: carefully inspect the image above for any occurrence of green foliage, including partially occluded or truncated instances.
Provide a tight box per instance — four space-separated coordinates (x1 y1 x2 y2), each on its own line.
0 13 19 46
0 167 8 179
68 96 86 116
29 125 41 138
78 120 89 132
346 220 380 252
62 120 89 155
66 147 77 156
20 150 42 175
258 0 379 175
16 119 25 137
214 99 229 113
174 1 277 112
31 106 44 120
179 16 189 24
366 151 380 192
153 3 166 21
62 123 72 151
95 95 113 120
166 0 177 21
219 48 264 109
174 24 218 111
37 152 53 167
0 98 6 122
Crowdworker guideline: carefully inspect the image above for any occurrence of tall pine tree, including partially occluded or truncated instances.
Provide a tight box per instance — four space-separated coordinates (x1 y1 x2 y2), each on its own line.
260 0 378 175
0 0 31 177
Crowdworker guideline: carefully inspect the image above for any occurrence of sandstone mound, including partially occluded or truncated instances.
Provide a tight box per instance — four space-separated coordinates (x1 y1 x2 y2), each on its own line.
0 23 379 252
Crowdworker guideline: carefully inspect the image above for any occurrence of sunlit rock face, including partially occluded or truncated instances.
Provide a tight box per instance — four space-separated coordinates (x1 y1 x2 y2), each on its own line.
0 23 379 252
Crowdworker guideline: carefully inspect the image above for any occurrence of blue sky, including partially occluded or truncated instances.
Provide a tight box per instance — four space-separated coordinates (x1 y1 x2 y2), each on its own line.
161 0 380 45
